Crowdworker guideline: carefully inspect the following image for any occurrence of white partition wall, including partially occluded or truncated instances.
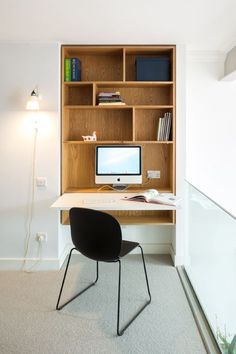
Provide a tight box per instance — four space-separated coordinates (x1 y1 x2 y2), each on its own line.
185 182 236 351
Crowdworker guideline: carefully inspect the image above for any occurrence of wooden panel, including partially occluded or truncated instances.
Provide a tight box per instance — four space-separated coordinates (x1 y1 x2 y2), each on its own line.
123 48 126 81
63 143 172 191
172 47 176 194
63 46 124 56
141 144 172 190
96 82 173 88
125 48 174 82
96 86 172 106
64 186 173 193
64 84 93 105
134 108 173 141
64 109 133 141
66 144 95 189
64 54 123 82
62 144 69 193
62 108 70 141
61 210 174 225
124 46 174 54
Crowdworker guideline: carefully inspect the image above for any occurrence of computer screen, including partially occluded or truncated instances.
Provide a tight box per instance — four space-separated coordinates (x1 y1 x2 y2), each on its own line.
95 145 142 185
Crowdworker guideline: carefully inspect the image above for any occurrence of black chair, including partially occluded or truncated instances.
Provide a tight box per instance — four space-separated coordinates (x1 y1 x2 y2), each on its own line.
56 207 151 336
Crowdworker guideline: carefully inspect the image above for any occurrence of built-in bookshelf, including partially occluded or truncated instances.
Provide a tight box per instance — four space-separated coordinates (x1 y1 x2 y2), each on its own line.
61 45 176 225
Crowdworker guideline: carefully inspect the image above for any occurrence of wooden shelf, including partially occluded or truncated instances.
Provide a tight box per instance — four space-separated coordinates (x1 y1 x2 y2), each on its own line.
61 213 174 226
63 141 174 144
64 81 173 86
96 81 173 87
64 105 174 109
116 216 174 225
64 187 173 193
61 45 176 225
64 105 132 109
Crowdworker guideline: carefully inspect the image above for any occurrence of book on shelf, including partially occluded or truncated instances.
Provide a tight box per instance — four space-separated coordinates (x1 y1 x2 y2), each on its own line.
64 58 81 82
123 189 181 206
98 91 121 97
97 91 125 106
71 58 81 81
64 58 71 82
157 112 172 141
98 102 126 106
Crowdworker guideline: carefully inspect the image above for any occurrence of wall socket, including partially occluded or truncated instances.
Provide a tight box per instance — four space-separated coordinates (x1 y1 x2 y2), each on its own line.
147 170 161 179
35 232 47 242
36 177 47 187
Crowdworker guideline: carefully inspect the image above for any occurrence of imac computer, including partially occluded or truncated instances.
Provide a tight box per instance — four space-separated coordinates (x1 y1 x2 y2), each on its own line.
95 145 142 188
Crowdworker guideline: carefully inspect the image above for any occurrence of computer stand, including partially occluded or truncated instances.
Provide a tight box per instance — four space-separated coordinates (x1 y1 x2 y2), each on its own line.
112 184 128 191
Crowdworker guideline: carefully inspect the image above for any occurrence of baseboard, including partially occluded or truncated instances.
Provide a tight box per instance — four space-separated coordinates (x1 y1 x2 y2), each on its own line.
0 243 175 271
0 257 61 271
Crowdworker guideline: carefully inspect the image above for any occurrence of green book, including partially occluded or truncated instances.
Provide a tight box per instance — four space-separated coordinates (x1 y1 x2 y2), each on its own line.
64 58 71 82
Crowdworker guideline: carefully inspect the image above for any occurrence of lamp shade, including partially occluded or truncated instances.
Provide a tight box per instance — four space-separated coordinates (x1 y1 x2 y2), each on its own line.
26 89 40 110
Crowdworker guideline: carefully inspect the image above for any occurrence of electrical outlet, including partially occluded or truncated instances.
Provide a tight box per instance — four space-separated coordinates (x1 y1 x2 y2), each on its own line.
36 177 47 187
147 170 161 179
35 232 47 242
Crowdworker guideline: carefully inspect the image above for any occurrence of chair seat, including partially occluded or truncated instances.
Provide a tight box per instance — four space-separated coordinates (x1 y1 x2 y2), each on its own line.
119 240 139 258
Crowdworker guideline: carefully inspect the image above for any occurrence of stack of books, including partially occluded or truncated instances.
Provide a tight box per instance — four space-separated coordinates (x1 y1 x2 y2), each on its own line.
97 92 125 106
157 112 172 141
64 58 81 81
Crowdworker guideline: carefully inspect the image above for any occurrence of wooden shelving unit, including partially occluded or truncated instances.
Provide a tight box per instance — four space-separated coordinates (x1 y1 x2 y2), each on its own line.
61 45 176 225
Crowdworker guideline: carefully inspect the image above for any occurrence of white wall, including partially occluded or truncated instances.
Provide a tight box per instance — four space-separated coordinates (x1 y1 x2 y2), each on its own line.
186 51 236 217
0 43 61 269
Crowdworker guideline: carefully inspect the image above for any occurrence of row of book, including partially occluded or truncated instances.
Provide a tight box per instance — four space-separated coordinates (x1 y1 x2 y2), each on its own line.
64 58 81 81
97 91 125 106
157 112 172 141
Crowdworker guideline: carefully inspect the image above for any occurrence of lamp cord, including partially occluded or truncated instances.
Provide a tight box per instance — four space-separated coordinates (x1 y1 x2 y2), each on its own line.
23 126 40 271
97 179 151 192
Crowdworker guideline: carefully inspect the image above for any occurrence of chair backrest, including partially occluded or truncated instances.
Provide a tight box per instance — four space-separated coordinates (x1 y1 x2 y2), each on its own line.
69 207 122 261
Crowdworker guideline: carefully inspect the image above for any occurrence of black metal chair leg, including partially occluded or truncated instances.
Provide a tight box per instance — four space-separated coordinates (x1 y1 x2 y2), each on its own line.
138 245 151 303
117 260 121 335
56 248 99 311
117 249 151 336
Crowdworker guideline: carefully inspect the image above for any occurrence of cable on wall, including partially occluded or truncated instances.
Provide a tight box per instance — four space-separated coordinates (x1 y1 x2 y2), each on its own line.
23 124 38 271
23 87 43 272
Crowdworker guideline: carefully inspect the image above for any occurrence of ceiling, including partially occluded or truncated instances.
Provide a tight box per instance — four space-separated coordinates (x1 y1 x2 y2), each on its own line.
0 0 235 51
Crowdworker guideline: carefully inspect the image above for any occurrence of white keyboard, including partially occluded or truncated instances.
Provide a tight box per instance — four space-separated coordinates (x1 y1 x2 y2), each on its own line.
82 199 116 204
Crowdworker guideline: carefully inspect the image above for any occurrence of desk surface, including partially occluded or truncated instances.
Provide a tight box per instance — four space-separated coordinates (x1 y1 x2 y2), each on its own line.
51 192 177 211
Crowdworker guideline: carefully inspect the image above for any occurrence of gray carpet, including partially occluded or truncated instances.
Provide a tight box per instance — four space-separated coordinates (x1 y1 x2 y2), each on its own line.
0 255 206 354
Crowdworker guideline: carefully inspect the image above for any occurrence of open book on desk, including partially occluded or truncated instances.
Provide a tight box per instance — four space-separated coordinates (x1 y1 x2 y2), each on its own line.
123 189 181 207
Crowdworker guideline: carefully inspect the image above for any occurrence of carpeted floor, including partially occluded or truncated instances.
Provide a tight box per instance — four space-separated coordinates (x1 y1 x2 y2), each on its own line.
0 255 206 354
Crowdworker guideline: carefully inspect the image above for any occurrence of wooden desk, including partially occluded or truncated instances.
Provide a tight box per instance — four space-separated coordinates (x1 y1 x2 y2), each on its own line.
51 193 176 225
51 192 176 211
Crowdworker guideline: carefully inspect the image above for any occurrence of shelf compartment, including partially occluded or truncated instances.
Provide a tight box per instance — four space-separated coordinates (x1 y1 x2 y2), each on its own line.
125 47 174 82
141 143 173 191
62 143 174 192
96 85 173 106
64 83 93 105
62 47 123 82
63 108 133 141
62 144 140 191
61 210 174 225
134 108 173 141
